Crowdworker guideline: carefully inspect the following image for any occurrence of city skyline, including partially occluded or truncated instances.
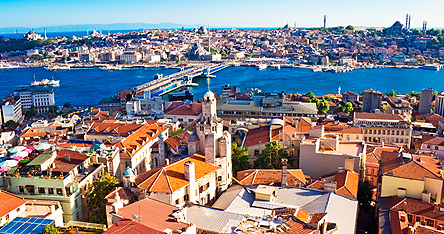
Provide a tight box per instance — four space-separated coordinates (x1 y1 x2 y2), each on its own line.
1 0 444 29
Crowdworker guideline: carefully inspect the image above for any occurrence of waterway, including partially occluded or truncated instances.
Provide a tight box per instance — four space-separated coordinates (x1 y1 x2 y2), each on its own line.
0 66 443 107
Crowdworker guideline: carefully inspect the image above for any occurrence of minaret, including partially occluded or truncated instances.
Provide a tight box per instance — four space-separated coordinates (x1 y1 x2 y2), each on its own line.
408 15 411 30
16 29 18 39
323 15 326 29
44 28 47 39
87 28 88 36
406 13 408 30
338 86 341 95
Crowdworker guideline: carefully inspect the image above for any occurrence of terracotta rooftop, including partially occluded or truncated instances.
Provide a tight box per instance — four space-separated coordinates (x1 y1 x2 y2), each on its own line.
48 149 88 173
116 198 188 232
391 197 444 222
105 187 134 201
104 219 162 234
136 153 219 193
307 170 359 200
243 126 281 147
354 112 404 121
237 169 307 186
277 219 316 234
0 190 27 218
423 136 444 146
20 126 68 138
381 152 442 180
86 122 143 137
164 132 191 150
164 101 202 116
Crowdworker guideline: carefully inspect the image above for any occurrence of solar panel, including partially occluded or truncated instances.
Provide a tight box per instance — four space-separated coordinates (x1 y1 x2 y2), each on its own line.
0 217 54 234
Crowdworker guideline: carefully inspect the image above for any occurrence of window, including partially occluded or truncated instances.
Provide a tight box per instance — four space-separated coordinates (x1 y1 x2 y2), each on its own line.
364 137 367 141
75 199 79 209
396 131 399 135
188 119 194 122
408 214 413 223
178 118 184 122
175 199 180 205
383 130 386 135
416 216 421 223
56 188 63 196
38 187 45 194
369 129 372 134
6 214 9 221
364 129 368 134
218 176 222 181
401 131 404 136
356 136 359 139
184 194 189 201
254 150 259 156
400 139 403 143
19 186 24 193
426 219 434 227
371 169 375 174
427 145 431 149
378 130 381 135
436 146 439 150
370 178 374 184
16 208 20 213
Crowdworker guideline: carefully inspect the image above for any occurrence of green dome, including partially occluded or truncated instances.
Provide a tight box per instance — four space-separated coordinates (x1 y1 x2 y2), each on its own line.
123 167 135 177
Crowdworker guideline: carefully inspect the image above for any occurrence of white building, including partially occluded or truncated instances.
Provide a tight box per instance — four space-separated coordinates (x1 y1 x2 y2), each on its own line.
120 52 142 63
1 96 22 124
32 88 56 114
145 54 161 63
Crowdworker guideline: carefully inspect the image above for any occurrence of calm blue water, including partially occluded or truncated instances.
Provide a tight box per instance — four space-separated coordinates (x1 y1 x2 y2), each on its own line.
0 66 443 107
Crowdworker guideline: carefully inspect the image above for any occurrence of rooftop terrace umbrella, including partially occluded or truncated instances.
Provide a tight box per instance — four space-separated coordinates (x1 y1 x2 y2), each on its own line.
7 146 26 154
11 151 28 158
0 160 18 168
0 167 11 172
24 147 35 153
35 143 52 151
11 155 23 161
90 144 102 149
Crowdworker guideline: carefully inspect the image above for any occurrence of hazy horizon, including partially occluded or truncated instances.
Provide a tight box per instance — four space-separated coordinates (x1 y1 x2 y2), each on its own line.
1 0 444 29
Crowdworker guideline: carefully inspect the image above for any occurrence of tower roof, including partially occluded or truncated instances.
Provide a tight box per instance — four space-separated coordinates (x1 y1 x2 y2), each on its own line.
123 167 135 177
203 90 215 101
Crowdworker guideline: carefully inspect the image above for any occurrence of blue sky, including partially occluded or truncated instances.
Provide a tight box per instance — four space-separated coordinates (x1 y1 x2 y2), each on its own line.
1 0 443 28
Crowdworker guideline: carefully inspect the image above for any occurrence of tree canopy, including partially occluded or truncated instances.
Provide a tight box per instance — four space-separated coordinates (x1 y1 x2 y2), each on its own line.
41 224 59 234
86 173 119 224
231 142 250 177
388 89 396 97
306 91 315 98
358 180 374 212
253 141 292 169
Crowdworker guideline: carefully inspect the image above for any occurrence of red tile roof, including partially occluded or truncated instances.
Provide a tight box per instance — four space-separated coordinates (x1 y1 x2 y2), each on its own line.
164 101 202 116
277 219 316 234
48 150 88 173
382 152 442 180
307 170 359 199
104 219 162 234
0 190 27 218
21 126 68 138
243 126 281 147
237 169 307 186
87 122 143 137
390 197 444 222
136 153 219 193
354 112 404 121
423 136 444 146
164 132 191 150
116 198 188 231
105 187 134 201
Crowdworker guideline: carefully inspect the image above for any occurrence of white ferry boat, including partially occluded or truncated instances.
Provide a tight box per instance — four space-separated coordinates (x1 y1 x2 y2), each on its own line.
421 65 441 71
256 64 267 70
45 65 70 71
101 65 122 71
31 78 60 86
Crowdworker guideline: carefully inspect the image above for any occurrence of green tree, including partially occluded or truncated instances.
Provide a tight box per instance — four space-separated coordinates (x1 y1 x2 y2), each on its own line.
388 89 396 97
171 129 186 136
253 141 292 169
344 102 354 114
5 120 18 129
231 142 250 177
345 25 355 31
86 173 119 224
318 98 330 114
41 224 59 234
358 180 374 212
306 91 315 98
25 105 37 119
410 91 420 98
63 102 72 109
174 57 180 63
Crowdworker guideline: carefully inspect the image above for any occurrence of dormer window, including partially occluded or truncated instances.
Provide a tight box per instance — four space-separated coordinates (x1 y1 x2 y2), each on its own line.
91 128 98 133
112 129 118 134
103 129 109 133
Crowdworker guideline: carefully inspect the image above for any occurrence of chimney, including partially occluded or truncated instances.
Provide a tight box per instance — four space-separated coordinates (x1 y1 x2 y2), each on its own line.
402 201 407 211
281 158 288 187
165 158 169 165
324 181 337 192
64 155 71 161
184 161 197 203
50 205 55 214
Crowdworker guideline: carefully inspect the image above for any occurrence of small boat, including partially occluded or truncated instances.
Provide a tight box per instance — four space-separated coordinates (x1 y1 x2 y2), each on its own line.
312 67 322 72
421 65 440 71
45 65 70 71
101 65 122 71
270 64 281 70
31 78 60 86
256 64 267 70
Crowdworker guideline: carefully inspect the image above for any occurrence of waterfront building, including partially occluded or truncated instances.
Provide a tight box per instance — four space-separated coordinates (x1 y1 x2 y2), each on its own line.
1 96 22 125
145 54 160 63
79 53 95 62
362 89 382 113
342 91 359 102
419 88 434 114
217 91 317 120
120 51 142 64
353 112 412 146
14 87 55 114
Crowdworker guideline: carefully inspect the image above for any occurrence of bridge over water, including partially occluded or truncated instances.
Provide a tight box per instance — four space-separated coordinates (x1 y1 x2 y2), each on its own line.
134 63 231 98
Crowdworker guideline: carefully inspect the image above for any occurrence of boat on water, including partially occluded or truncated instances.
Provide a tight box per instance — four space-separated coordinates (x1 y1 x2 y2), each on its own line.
154 73 163 80
312 67 322 72
31 78 60 86
101 65 122 71
256 64 267 70
45 65 70 71
0 62 20 69
421 65 441 71
270 64 281 70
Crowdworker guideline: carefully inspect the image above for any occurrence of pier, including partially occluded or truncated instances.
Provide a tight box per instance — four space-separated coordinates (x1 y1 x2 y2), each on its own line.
135 63 230 98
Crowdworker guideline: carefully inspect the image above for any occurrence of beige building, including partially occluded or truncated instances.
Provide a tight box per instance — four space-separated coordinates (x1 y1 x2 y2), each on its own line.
299 126 366 179
353 112 412 146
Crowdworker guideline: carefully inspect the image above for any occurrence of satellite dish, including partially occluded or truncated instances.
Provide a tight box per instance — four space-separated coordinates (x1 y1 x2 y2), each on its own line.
132 214 138 220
